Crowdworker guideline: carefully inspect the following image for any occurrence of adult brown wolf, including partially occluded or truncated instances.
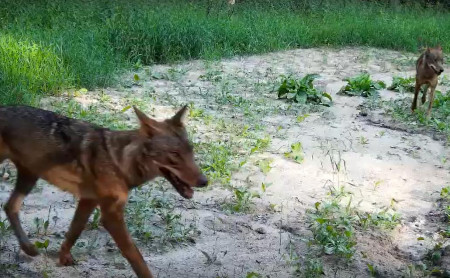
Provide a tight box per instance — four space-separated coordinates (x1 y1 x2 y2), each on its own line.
0 105 207 278
411 45 444 117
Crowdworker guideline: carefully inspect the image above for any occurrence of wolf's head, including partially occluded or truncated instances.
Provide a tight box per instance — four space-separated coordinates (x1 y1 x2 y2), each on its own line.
133 106 207 199
425 45 444 75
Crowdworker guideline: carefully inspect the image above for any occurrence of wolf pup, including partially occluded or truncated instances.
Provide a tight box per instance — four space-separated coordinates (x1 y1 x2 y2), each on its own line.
411 45 444 117
0 105 207 278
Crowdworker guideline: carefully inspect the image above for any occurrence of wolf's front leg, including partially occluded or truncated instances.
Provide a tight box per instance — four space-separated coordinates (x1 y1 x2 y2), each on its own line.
100 198 154 278
59 199 98 265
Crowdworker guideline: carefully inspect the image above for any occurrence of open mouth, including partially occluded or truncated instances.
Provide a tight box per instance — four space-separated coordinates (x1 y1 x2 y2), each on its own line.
433 68 442 75
430 65 442 75
160 167 193 199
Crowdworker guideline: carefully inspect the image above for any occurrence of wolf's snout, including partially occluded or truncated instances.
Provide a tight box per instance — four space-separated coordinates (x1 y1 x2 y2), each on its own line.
439 68 444 74
197 174 208 187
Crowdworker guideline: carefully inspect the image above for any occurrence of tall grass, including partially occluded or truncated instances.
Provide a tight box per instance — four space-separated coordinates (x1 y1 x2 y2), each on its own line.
0 35 70 104
1 0 450 105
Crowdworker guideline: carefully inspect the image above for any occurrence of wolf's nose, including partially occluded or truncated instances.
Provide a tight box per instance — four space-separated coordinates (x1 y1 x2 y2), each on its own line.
197 174 208 187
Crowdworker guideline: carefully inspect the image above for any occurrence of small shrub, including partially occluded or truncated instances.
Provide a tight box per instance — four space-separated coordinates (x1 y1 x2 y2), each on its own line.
388 76 415 93
277 74 332 106
339 73 386 97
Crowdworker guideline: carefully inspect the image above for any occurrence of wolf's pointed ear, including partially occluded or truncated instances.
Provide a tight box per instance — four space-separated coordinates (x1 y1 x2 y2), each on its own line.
426 47 431 53
133 106 161 136
437 44 442 51
170 105 188 126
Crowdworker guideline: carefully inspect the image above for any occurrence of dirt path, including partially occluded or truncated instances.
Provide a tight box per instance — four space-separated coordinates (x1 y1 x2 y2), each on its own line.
1 47 449 278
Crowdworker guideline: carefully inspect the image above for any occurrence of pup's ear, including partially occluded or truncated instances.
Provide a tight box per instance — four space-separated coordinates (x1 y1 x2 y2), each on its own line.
170 105 188 126
133 106 162 137
426 47 431 53
437 44 442 51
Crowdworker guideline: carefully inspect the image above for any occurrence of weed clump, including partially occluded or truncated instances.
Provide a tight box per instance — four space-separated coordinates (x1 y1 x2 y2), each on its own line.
388 76 415 93
277 74 332 106
339 73 386 97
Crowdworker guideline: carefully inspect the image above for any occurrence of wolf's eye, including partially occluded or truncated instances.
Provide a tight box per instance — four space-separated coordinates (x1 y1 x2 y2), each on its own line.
171 152 181 159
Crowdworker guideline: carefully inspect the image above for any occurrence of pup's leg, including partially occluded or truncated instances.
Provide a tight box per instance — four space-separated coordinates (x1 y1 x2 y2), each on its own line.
421 84 429 104
4 166 38 256
59 199 97 266
411 81 422 111
426 84 437 118
101 198 154 278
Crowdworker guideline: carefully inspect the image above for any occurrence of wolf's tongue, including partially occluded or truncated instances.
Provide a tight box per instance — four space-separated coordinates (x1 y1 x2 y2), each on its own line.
168 171 193 199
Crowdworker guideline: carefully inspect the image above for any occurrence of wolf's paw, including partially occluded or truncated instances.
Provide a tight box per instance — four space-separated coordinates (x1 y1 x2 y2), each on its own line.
21 243 39 257
59 251 74 266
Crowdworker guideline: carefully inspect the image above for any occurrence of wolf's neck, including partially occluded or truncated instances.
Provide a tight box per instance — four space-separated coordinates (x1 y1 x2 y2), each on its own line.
103 130 156 188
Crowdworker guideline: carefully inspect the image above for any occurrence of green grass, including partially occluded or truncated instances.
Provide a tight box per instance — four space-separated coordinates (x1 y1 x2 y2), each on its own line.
1 0 450 105
126 183 197 247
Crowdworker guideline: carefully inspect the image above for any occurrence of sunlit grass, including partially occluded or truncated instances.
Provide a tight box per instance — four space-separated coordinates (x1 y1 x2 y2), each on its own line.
0 35 70 105
1 0 450 105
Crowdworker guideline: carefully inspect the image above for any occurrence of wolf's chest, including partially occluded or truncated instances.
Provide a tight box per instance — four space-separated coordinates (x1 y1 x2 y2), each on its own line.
41 163 95 198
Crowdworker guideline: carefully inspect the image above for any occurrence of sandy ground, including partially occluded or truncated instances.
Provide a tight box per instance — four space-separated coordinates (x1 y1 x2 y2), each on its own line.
0 47 449 278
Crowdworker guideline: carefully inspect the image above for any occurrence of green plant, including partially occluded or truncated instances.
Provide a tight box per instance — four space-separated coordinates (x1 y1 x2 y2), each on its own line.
277 74 332 106
284 142 305 164
441 186 450 200
339 73 386 97
258 159 273 174
300 255 324 278
367 263 379 277
188 103 206 119
245 272 261 278
224 186 260 213
196 141 237 185
357 208 400 230
296 114 310 123
89 208 101 230
34 239 50 252
388 76 415 93
250 136 271 154
359 136 369 145
33 217 49 236
0 214 10 247
307 198 357 259
373 180 384 191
